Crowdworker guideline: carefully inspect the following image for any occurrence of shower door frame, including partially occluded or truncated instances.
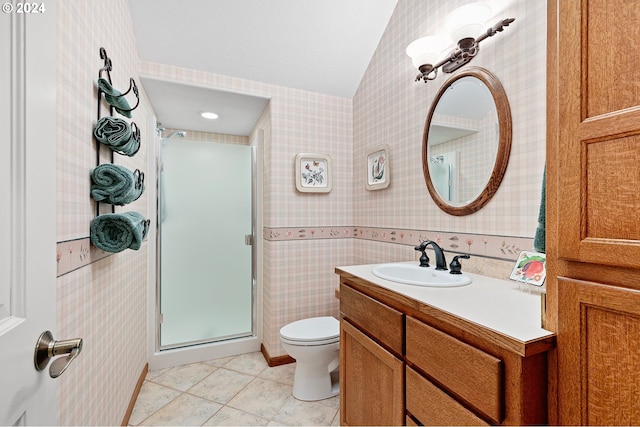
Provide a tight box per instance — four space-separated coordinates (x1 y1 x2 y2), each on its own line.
153 135 259 365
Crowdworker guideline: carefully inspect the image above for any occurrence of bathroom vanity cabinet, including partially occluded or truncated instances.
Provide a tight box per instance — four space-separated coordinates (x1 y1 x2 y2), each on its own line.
336 265 555 426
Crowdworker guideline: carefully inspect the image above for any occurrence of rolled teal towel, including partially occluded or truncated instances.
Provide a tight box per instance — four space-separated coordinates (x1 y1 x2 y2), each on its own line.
97 78 132 118
94 116 140 156
90 212 149 253
533 167 546 253
91 164 144 206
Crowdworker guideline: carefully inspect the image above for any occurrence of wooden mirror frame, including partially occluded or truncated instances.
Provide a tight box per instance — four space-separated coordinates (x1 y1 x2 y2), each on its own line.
423 67 512 216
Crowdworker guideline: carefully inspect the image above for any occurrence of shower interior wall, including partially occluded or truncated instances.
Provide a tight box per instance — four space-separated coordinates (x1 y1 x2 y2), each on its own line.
53 1 548 424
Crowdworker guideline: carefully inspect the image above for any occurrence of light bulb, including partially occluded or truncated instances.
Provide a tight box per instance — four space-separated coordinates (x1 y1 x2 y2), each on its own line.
445 2 492 42
200 111 219 119
406 36 444 69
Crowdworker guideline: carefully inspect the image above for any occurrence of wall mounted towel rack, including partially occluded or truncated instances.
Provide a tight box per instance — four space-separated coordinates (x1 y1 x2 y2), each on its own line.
97 47 140 119
94 47 143 216
84 47 151 262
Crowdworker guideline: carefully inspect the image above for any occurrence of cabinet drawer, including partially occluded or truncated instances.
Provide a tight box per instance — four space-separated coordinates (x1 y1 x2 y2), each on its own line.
340 284 403 354
406 416 419 426
406 317 503 423
406 367 489 426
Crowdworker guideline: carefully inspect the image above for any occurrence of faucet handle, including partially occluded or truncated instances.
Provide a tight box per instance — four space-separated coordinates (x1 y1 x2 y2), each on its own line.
414 244 430 267
449 254 470 274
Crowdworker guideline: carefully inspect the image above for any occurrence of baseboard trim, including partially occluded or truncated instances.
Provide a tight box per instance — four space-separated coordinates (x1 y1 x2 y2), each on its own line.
261 343 295 367
121 363 148 426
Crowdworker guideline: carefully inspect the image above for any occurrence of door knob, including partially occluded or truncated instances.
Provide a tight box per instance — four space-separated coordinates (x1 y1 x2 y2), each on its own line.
34 331 83 378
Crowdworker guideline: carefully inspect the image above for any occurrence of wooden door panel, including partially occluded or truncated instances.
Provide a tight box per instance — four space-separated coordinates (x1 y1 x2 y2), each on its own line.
558 278 640 425
557 0 640 268
585 134 640 240
585 0 640 117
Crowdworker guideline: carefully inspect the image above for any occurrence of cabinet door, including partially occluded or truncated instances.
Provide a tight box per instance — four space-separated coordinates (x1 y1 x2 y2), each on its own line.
558 278 640 425
555 0 640 268
340 320 404 426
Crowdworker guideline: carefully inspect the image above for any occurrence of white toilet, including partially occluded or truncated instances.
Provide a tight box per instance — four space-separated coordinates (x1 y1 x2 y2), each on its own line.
279 316 340 401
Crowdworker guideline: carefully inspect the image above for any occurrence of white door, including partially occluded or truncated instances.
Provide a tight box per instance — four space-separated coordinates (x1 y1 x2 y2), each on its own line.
0 3 59 425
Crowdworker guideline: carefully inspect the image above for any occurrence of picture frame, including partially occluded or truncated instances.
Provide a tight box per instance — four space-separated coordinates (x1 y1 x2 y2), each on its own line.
295 153 332 193
365 145 390 190
509 251 547 286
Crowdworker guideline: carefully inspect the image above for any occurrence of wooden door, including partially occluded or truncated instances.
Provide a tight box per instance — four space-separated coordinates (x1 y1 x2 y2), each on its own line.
558 279 640 425
547 0 640 424
340 320 404 426
555 0 640 269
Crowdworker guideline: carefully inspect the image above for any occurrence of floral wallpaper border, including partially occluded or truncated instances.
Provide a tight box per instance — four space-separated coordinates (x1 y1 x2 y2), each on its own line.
263 226 534 261
57 226 534 276
56 237 112 277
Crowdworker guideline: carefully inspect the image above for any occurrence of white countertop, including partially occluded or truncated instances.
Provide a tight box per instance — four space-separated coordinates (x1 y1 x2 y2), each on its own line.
336 262 554 344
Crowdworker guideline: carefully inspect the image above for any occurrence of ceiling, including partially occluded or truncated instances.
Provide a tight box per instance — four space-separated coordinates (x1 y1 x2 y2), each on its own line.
129 0 398 136
140 77 271 136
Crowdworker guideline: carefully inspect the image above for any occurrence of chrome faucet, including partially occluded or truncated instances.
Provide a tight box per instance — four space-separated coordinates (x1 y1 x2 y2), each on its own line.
414 240 448 271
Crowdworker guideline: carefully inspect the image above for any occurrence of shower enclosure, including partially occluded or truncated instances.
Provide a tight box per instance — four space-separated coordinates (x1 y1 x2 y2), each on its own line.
429 151 459 203
157 133 255 351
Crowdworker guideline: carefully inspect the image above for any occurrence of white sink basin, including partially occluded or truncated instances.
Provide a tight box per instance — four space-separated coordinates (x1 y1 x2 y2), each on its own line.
371 263 472 287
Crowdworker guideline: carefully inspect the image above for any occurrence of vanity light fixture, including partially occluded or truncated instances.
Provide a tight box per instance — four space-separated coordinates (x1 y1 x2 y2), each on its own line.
200 111 219 119
406 2 515 83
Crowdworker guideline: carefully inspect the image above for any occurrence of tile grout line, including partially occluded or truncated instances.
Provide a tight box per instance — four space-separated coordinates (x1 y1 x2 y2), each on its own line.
131 354 337 426
137 365 285 425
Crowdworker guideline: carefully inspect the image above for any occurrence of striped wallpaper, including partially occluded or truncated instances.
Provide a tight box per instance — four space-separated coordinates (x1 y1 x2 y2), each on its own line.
55 3 547 420
56 0 151 424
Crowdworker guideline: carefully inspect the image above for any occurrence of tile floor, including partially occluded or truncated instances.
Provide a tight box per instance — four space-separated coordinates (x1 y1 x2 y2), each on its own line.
129 352 340 426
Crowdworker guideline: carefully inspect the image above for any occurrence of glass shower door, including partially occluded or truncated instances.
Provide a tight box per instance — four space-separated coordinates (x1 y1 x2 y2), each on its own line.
431 160 451 201
159 140 253 349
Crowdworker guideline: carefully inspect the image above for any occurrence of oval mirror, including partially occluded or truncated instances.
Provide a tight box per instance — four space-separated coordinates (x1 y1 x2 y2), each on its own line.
422 67 512 216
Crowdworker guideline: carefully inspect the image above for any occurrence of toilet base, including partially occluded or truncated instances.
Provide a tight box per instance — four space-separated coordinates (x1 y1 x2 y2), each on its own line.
292 365 340 401
279 316 340 402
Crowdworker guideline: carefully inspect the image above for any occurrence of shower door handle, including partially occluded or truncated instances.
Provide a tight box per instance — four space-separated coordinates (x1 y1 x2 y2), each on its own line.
245 234 253 246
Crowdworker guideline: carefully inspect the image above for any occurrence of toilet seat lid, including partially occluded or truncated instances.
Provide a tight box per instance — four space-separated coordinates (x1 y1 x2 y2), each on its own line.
280 316 339 343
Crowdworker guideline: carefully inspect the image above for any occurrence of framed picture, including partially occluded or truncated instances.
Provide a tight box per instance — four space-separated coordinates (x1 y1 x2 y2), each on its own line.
365 145 390 190
295 153 332 193
509 251 547 286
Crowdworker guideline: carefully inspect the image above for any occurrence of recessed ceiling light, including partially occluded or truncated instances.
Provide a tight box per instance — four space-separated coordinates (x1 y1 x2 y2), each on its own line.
200 111 219 119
